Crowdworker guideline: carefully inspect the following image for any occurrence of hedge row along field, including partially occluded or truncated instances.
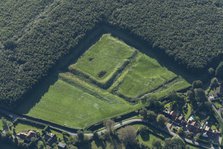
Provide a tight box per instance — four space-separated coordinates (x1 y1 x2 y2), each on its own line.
1 0 222 103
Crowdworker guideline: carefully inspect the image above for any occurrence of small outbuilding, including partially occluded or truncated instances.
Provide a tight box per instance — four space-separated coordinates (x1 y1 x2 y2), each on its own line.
58 142 67 149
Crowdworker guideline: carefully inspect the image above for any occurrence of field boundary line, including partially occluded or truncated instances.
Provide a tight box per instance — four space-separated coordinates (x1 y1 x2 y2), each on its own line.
109 51 139 92
69 50 138 90
137 76 179 99
59 73 123 104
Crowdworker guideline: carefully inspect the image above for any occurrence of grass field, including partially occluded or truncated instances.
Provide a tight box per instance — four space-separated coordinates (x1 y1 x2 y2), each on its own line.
116 53 189 99
148 77 191 99
69 34 136 86
15 123 41 133
19 79 139 129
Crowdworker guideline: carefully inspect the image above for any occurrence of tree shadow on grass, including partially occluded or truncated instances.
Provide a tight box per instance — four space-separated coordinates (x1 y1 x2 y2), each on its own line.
14 24 105 114
94 139 106 149
140 131 150 141
15 72 59 114
77 141 92 149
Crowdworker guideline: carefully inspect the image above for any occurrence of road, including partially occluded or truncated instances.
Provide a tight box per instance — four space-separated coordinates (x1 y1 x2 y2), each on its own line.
0 107 143 137
0 108 219 148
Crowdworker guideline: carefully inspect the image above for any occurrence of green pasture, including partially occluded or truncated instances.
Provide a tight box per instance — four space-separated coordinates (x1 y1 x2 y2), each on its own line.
116 53 185 99
69 34 136 85
148 77 191 99
19 79 139 129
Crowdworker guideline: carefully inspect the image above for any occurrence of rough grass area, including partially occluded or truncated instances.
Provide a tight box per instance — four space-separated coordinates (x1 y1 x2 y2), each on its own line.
148 77 191 99
22 79 139 129
116 53 189 99
133 124 169 148
69 34 136 86
15 123 41 133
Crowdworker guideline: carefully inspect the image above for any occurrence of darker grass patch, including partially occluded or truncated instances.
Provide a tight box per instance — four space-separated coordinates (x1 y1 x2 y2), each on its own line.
88 57 94 61
98 70 107 78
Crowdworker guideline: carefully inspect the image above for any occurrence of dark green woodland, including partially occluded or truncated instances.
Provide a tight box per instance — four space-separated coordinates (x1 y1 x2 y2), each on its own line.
1 0 223 103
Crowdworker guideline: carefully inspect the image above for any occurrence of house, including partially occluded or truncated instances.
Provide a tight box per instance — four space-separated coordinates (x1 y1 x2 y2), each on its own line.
175 115 185 125
163 109 172 118
17 130 37 141
202 132 208 138
208 95 215 101
204 126 210 132
44 133 57 145
215 83 223 97
58 142 67 149
207 130 220 140
178 115 183 121
170 111 177 119
200 121 208 130
187 121 199 132
17 133 27 140
187 115 195 123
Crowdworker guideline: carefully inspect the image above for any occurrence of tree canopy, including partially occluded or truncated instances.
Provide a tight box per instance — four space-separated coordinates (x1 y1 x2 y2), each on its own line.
1 0 223 103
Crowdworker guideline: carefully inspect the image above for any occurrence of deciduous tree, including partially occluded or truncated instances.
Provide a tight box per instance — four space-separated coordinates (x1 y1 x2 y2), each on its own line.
118 126 137 148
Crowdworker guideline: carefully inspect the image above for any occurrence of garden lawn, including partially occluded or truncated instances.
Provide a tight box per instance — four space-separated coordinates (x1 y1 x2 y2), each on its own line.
116 53 179 98
138 132 164 148
21 79 137 129
213 101 222 109
184 103 192 119
15 123 41 133
69 34 136 85
133 124 167 148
